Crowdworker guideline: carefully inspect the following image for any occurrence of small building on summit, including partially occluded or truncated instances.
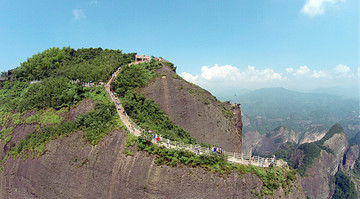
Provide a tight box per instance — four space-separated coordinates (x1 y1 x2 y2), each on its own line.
0 76 6 83
135 55 151 64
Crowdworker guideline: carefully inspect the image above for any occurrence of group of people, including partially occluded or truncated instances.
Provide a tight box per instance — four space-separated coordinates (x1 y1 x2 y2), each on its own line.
148 131 163 142
256 154 276 167
211 146 223 154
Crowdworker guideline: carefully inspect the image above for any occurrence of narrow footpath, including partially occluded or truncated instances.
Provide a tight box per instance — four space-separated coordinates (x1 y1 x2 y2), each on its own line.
104 62 286 168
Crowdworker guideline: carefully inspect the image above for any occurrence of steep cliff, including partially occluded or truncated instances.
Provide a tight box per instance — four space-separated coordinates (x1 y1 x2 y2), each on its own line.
253 127 298 156
142 64 242 152
280 124 350 198
342 144 359 172
300 132 348 198
243 127 326 155
0 129 305 198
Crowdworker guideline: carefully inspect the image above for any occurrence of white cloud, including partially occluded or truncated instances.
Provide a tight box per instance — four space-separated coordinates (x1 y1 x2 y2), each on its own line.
180 64 286 91
181 72 198 83
312 70 329 78
91 0 98 5
334 64 354 78
335 64 351 73
180 63 356 94
294 65 311 76
200 64 241 81
301 0 346 16
246 66 285 81
72 9 86 20
286 67 294 73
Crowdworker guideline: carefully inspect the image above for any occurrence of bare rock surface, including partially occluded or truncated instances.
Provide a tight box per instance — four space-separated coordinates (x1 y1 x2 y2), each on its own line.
299 130 326 145
0 131 305 199
342 144 359 172
242 131 262 155
254 127 298 156
142 65 242 152
300 132 348 198
65 99 97 121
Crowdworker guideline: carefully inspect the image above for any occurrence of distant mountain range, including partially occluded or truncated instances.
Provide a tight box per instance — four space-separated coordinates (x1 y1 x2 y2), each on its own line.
218 87 359 140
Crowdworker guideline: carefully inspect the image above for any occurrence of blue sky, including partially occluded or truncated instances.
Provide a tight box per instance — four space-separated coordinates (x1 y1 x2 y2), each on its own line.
0 0 358 95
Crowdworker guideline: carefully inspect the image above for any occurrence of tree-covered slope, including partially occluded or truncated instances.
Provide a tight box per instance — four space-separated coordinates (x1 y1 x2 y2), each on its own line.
0 47 135 159
11 47 135 82
0 47 134 112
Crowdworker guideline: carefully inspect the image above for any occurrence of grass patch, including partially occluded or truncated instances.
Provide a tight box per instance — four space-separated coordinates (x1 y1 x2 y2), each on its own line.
172 74 182 80
123 133 139 156
0 127 14 139
123 149 134 156
25 108 66 126
4 136 12 145
0 112 11 127
6 101 117 158
84 86 109 102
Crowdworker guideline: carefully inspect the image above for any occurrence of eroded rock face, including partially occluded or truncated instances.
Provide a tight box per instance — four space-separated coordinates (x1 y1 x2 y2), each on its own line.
323 133 348 175
242 131 262 155
244 127 327 157
342 144 359 172
254 127 298 156
0 131 304 199
299 130 326 145
142 65 242 153
301 150 336 199
301 133 348 198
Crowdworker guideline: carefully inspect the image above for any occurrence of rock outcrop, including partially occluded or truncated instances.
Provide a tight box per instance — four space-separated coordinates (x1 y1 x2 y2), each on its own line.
296 124 349 198
342 144 359 172
243 127 327 156
241 131 262 155
253 127 298 156
0 130 304 199
299 130 327 145
142 64 242 153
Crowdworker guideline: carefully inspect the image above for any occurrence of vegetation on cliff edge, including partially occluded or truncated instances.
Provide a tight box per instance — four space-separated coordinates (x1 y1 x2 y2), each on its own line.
111 61 197 144
332 171 358 199
123 134 298 197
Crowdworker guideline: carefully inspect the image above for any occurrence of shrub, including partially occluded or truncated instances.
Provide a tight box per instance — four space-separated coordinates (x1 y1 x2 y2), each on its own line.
4 136 12 145
333 172 358 199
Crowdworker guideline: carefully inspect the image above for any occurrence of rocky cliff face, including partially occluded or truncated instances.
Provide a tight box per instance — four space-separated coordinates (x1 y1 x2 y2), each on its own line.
243 127 326 155
253 127 298 156
0 130 305 199
142 65 242 152
342 144 359 172
297 126 349 198
299 130 327 145
301 150 338 198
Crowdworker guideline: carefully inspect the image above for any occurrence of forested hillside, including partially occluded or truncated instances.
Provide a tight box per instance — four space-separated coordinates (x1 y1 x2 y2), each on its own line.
0 47 134 112
0 47 134 158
